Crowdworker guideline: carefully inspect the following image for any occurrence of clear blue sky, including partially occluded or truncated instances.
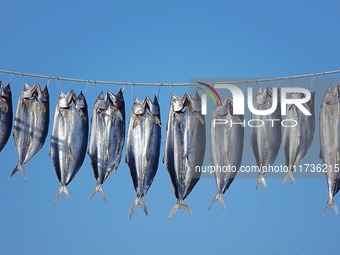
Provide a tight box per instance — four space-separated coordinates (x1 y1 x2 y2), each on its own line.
0 1 340 255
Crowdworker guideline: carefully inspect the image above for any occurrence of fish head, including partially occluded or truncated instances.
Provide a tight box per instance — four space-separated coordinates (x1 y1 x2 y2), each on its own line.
22 83 34 98
58 91 69 109
76 91 87 110
151 95 160 115
183 92 201 113
254 87 267 105
0 82 11 102
38 84 49 102
226 97 234 115
58 90 77 109
94 91 107 110
322 85 337 106
132 97 145 115
107 90 125 110
171 93 184 112
213 99 228 117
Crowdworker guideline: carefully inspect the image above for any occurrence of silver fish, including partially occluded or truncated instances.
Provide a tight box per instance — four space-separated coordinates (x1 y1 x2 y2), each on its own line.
0 81 13 152
50 90 88 204
125 96 161 217
319 85 340 214
163 92 206 220
250 86 281 190
209 97 244 209
88 90 125 202
11 84 49 179
282 91 316 186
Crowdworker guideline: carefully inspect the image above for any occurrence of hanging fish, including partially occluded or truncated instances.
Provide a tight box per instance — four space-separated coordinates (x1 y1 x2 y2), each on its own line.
163 92 206 220
50 90 88 204
0 81 13 153
11 84 49 179
125 96 161 217
250 86 281 190
209 97 244 209
282 91 316 186
319 85 340 214
88 90 125 202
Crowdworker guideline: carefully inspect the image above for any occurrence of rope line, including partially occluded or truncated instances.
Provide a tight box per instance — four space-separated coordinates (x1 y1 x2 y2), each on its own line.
0 69 340 87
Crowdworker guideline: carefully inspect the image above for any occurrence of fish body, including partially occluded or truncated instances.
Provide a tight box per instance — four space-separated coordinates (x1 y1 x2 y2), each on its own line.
88 90 125 202
209 97 244 208
11 84 49 179
282 91 316 186
319 85 340 214
50 90 88 204
0 81 13 152
163 92 206 219
250 86 281 190
125 96 161 217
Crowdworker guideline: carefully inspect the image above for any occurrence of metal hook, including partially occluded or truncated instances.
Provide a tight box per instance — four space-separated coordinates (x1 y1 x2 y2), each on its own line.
256 81 259 90
47 77 51 87
121 82 127 94
157 84 161 98
56 77 61 93
171 83 174 94
310 75 314 90
94 81 98 95
132 82 135 99
8 71 13 85
21 72 25 85
84 80 89 95
323 73 326 88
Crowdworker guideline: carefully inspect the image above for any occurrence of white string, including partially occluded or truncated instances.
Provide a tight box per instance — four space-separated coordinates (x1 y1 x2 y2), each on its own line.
21 72 25 85
56 78 61 93
310 75 314 90
8 71 13 85
0 69 340 87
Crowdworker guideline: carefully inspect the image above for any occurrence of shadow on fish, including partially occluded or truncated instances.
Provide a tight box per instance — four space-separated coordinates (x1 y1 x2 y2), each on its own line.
50 90 88 204
11 84 49 179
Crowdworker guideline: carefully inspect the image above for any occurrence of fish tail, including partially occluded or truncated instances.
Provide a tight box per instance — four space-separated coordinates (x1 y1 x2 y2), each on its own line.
88 184 106 203
168 200 192 220
55 185 71 205
255 174 267 191
129 196 148 218
282 171 296 188
323 197 339 215
208 193 225 209
10 163 27 179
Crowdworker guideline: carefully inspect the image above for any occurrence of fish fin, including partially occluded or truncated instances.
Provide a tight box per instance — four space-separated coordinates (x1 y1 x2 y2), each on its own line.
10 163 27 180
208 193 225 209
88 184 106 203
129 196 148 218
323 197 339 215
255 174 267 191
55 185 71 205
168 200 192 220
282 171 296 188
